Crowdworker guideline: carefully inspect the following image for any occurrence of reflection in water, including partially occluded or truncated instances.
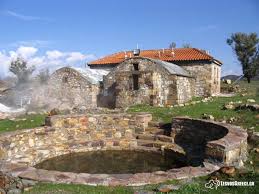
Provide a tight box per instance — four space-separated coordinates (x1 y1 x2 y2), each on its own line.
35 150 186 174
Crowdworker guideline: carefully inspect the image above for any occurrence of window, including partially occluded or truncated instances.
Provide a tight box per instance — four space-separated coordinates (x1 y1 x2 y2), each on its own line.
62 76 68 83
133 63 139 71
133 74 139 90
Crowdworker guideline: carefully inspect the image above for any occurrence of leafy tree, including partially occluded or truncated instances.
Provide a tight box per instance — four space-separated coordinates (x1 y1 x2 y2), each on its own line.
182 43 192 48
169 42 176 49
38 68 50 84
227 32 259 83
9 57 35 84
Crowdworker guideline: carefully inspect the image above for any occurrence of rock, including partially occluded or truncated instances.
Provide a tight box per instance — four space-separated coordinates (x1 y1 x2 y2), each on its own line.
0 172 23 194
237 160 244 168
28 139 34 147
202 114 214 121
223 79 232 84
235 104 259 111
48 108 60 116
114 132 122 138
0 188 6 194
248 131 259 145
220 166 236 176
190 101 196 105
223 103 235 110
247 99 256 103
21 179 37 187
227 117 237 123
7 189 21 194
157 184 181 193
179 104 184 107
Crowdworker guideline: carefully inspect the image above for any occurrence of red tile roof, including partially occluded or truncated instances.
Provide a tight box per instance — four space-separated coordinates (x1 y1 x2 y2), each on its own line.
88 48 222 65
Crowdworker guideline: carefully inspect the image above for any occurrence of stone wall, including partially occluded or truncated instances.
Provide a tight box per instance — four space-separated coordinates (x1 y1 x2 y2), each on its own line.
102 58 194 108
31 67 100 110
171 117 247 167
0 113 152 166
174 61 221 96
0 115 248 186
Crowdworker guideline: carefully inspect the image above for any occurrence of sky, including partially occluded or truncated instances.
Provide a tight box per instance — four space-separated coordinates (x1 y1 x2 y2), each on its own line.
0 0 259 78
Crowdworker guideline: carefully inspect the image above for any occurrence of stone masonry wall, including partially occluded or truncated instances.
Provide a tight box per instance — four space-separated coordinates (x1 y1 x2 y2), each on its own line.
171 117 247 167
176 61 221 96
0 113 152 166
31 67 99 110
102 58 194 108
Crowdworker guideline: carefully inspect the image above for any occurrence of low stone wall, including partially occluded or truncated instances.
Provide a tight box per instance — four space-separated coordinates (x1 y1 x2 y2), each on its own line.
171 117 247 167
0 113 152 166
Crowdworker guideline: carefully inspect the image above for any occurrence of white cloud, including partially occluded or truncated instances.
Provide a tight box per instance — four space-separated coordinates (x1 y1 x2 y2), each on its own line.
16 46 38 59
3 10 52 22
66 52 87 63
0 51 12 78
46 50 64 60
0 46 96 78
10 40 51 48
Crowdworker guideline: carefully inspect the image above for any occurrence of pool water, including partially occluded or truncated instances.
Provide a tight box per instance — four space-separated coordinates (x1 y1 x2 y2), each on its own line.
35 150 186 174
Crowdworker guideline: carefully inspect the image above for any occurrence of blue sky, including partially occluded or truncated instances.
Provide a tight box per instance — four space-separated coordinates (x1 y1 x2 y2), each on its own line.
0 0 259 77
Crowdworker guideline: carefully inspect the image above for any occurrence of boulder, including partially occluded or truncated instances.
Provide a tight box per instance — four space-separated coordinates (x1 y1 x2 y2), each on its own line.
225 79 232 84
227 117 237 123
48 108 60 116
157 184 181 193
202 114 215 121
223 103 235 110
220 166 236 176
247 99 256 103
248 131 259 145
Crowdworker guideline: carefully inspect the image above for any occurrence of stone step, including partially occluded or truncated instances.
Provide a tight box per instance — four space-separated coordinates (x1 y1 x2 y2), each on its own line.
136 139 173 149
148 121 161 127
135 134 174 143
136 140 185 155
144 127 164 135
134 145 161 153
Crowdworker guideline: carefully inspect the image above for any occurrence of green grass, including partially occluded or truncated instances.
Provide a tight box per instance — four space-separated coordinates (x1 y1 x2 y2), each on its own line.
24 172 259 194
24 184 133 194
0 114 46 132
128 81 259 131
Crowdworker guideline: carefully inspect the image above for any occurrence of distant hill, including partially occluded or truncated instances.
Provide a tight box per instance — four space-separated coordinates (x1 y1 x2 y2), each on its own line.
221 75 241 81
221 74 259 81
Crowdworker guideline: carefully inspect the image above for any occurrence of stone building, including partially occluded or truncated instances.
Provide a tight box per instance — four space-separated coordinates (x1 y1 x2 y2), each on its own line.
89 48 222 97
30 67 108 110
100 57 194 108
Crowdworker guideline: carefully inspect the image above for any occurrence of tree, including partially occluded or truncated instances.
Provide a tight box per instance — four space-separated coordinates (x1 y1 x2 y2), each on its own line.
169 42 176 49
182 43 192 48
227 32 259 83
38 68 50 84
9 57 35 84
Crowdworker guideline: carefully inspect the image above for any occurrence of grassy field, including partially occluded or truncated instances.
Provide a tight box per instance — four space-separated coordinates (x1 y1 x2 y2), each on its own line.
1 81 259 193
0 114 45 132
128 81 259 131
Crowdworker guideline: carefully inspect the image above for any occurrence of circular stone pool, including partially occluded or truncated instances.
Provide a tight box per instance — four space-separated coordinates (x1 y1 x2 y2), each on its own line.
35 150 186 174
0 114 248 186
